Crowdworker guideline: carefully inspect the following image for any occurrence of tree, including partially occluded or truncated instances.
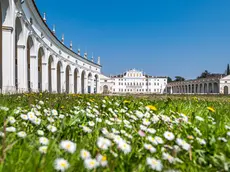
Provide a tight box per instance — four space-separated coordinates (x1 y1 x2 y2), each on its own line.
227 64 230 75
174 76 185 81
197 70 211 79
167 77 172 83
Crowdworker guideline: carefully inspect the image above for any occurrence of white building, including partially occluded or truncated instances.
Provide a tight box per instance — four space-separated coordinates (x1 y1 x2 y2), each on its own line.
0 0 102 94
100 69 168 94
167 74 230 95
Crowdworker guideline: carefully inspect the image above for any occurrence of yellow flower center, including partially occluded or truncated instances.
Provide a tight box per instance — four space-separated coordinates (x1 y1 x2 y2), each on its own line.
90 161 95 166
66 143 71 149
60 162 66 167
102 156 107 161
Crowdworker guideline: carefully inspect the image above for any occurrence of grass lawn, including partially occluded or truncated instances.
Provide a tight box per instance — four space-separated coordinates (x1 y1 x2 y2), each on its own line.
0 93 229 172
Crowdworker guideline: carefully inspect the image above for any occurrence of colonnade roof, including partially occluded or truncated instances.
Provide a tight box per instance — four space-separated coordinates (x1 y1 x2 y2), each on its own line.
31 0 101 67
167 75 224 86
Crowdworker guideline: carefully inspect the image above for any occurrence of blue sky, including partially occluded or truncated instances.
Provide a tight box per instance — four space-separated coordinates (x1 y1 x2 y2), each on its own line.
36 0 230 79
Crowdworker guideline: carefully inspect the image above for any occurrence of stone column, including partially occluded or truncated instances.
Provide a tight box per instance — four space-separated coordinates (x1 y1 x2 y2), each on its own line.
42 62 48 92
30 55 38 92
96 79 100 94
2 26 14 93
90 78 94 93
17 45 26 93
51 67 57 93
61 71 65 93
69 73 74 93
84 77 88 94
77 75 81 94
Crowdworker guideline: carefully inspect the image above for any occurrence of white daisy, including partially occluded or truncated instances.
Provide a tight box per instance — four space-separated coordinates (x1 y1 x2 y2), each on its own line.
88 121 95 127
82 126 92 133
227 131 230 137
0 132 4 137
51 109 58 116
117 140 131 154
144 143 156 153
39 137 49 145
147 128 156 134
196 138 206 145
17 131 27 138
20 114 28 120
162 152 175 164
6 127 16 132
195 116 204 121
80 149 91 160
151 115 160 124
60 140 76 154
54 158 69 172
164 131 175 141
146 157 163 171
218 137 227 142
7 116 16 124
47 125 57 133
84 158 99 170
97 137 112 150
143 118 151 126
155 136 164 144
176 138 190 151
96 154 108 167
27 112 36 121
39 146 48 154
37 130 44 136
140 125 147 131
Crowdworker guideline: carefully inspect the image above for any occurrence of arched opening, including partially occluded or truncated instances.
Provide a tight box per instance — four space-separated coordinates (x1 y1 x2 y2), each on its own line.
208 83 212 93
15 17 23 91
224 86 228 95
199 84 202 93
188 85 191 93
74 68 78 93
57 61 62 93
103 85 109 94
88 73 92 93
195 84 198 93
26 36 34 92
0 2 2 90
48 56 53 92
214 83 219 93
66 65 70 93
204 83 207 93
191 84 194 93
81 71 86 94
38 47 44 92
